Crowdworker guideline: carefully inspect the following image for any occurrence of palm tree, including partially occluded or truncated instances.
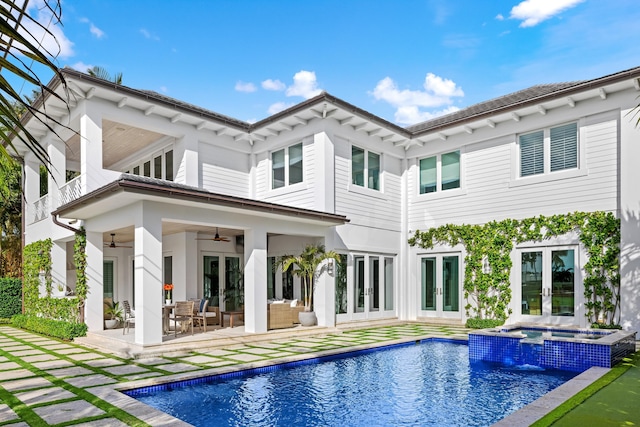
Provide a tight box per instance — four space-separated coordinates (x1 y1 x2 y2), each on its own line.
0 0 72 172
87 66 123 85
279 244 341 312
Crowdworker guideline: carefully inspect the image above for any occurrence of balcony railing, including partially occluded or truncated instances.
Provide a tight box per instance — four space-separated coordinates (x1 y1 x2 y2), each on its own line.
32 194 49 223
59 174 83 206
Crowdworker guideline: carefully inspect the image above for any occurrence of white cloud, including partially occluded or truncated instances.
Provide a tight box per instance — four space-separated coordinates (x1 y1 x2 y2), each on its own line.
268 102 294 115
262 79 286 91
89 23 105 39
371 73 464 125
160 86 168 93
70 61 92 72
509 0 585 28
140 28 160 40
394 106 460 126
285 70 322 99
235 81 257 93
496 13 504 20
20 0 74 59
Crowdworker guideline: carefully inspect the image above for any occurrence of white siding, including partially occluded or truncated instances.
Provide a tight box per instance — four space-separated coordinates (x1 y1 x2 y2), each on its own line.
199 143 250 197
255 140 316 210
334 138 402 231
408 117 618 231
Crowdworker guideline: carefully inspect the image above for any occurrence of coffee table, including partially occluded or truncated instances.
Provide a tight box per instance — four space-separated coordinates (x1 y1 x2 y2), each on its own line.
221 310 244 328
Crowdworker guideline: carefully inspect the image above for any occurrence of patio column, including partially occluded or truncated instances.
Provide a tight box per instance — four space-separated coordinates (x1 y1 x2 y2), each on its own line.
85 231 104 331
244 226 267 333
134 202 163 345
315 258 336 328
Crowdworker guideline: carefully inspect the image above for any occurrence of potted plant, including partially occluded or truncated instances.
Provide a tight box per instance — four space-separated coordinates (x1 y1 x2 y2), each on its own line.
104 300 123 329
279 244 341 326
164 283 173 305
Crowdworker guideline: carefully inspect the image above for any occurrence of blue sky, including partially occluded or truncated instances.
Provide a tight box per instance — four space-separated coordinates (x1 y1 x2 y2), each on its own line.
19 0 640 126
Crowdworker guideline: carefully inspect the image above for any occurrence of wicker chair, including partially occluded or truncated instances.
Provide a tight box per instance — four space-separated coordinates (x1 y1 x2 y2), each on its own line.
171 301 195 336
122 300 135 335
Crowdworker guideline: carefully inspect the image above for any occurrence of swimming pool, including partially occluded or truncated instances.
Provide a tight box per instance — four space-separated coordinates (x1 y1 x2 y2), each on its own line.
127 340 576 426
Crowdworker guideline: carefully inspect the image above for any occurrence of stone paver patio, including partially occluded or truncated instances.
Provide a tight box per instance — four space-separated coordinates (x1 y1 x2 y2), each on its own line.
0 323 625 426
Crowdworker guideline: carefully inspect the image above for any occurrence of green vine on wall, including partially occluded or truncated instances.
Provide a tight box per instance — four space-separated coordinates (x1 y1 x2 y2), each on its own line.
23 239 82 323
408 211 620 325
73 227 88 322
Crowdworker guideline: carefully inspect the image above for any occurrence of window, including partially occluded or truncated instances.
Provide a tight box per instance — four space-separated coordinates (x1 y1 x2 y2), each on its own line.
419 150 460 194
128 148 174 181
352 146 380 190
272 142 303 189
519 123 577 177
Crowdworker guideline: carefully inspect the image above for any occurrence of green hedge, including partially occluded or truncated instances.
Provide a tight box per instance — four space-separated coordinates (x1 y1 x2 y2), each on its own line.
0 278 22 318
11 314 87 340
466 318 505 329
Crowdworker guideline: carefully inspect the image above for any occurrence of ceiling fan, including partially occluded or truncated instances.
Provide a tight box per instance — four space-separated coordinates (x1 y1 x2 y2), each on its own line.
196 228 231 242
104 233 133 248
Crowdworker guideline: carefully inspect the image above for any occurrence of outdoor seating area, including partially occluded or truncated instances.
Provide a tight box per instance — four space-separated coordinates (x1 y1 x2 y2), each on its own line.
267 299 305 330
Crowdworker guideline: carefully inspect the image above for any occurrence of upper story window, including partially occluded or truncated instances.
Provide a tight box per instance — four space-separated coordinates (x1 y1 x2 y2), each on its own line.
272 142 303 189
352 145 380 191
126 148 173 181
419 150 460 194
520 123 577 177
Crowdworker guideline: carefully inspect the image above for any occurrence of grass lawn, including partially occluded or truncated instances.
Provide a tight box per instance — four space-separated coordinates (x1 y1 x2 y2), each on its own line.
533 352 640 426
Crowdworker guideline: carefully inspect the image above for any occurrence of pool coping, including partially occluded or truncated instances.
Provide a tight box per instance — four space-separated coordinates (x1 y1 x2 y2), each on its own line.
83 333 611 427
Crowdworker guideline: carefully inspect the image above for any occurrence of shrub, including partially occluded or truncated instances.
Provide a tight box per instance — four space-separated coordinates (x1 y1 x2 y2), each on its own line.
0 278 22 317
591 323 622 330
466 318 505 329
11 314 87 340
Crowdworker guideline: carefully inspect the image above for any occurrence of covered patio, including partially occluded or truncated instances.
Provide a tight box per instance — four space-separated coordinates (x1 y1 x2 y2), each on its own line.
52 175 348 347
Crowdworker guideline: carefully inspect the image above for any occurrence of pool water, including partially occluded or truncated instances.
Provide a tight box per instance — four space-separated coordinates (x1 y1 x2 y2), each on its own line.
130 341 576 426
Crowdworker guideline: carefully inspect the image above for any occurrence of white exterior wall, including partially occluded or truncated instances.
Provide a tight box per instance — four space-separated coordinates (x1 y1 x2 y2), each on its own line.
408 102 620 232
199 142 250 196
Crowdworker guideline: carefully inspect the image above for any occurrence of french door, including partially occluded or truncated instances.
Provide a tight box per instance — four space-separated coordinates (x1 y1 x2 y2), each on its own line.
520 247 577 323
203 254 243 311
419 254 461 319
336 253 395 322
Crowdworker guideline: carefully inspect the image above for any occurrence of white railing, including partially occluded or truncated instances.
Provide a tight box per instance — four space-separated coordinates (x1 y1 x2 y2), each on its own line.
59 174 84 206
32 194 49 223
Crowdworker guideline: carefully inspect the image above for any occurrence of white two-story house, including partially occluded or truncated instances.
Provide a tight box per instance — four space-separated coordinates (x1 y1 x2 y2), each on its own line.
14 66 640 346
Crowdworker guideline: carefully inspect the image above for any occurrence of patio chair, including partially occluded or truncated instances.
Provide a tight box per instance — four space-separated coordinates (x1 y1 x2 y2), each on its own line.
171 300 195 336
122 300 136 335
193 299 216 332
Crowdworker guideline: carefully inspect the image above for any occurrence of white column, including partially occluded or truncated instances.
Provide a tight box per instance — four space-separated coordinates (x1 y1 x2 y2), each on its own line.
79 102 109 193
171 231 197 301
134 202 163 345
47 138 65 210
313 132 335 213
23 153 40 231
85 231 104 331
244 227 267 333
400 157 410 321
315 257 336 328
619 108 640 334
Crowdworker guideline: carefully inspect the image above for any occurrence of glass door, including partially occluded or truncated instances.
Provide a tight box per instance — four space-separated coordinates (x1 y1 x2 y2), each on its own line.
352 254 394 321
203 256 220 307
520 248 576 322
419 254 461 319
203 254 244 311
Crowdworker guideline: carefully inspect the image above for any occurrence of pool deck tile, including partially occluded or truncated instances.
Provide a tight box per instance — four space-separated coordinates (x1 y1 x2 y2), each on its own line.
64 374 118 388
14 386 77 405
20 354 59 363
224 353 268 363
1 376 53 392
0 404 19 423
31 359 74 370
45 366 94 378
154 363 201 373
0 369 36 381
83 358 126 368
32 400 105 425
0 361 21 371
